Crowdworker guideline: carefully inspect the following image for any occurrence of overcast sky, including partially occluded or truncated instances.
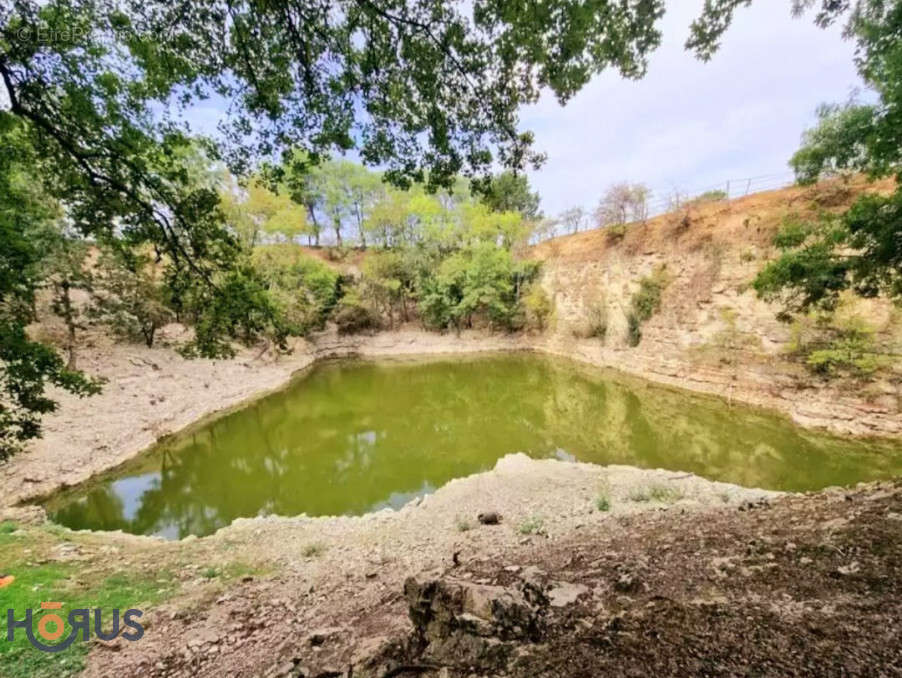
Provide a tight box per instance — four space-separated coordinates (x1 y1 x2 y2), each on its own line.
523 1 864 217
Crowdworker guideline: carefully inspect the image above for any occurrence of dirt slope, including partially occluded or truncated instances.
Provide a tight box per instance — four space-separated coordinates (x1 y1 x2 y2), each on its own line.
529 177 902 437
80 477 902 678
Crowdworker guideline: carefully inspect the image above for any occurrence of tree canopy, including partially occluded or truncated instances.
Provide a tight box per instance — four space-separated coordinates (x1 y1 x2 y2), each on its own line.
752 2 902 313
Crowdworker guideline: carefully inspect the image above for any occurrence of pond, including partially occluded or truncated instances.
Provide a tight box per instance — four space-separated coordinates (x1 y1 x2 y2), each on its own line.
44 353 902 538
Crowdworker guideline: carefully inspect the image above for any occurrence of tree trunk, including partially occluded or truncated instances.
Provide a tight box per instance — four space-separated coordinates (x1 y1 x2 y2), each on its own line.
60 280 77 370
142 323 156 348
356 204 366 248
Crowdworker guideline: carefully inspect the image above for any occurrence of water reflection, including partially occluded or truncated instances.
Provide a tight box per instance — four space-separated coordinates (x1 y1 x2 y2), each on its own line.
46 354 902 538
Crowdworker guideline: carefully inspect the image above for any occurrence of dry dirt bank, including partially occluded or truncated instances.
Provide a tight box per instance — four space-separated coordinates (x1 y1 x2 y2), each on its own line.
73 452 779 678
531 177 902 438
70 467 902 678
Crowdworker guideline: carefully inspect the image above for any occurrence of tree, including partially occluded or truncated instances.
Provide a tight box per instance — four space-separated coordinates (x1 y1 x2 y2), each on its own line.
560 207 587 234
39 225 93 369
220 175 309 247
480 171 542 220
91 248 173 349
252 245 340 335
0 123 100 459
595 183 649 227
750 3 902 313
1 0 668 268
359 251 411 328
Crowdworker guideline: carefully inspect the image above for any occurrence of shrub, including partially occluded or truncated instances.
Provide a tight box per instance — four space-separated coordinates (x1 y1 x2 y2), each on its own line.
805 325 884 376
523 284 553 330
626 312 642 347
629 484 683 504
785 312 888 378
595 493 611 512
648 485 684 503
333 293 380 335
606 223 628 242
771 214 814 250
302 542 326 558
252 246 341 335
625 267 668 347
692 189 727 203
586 301 608 339
518 516 546 536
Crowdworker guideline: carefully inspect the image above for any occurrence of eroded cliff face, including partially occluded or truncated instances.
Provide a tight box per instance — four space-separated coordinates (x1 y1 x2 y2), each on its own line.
531 178 901 437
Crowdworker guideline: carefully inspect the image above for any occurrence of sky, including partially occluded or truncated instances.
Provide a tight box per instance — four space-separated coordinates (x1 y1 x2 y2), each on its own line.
521 1 865 217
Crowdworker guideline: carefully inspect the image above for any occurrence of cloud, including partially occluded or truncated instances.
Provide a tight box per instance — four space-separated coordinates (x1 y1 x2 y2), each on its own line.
522 1 864 217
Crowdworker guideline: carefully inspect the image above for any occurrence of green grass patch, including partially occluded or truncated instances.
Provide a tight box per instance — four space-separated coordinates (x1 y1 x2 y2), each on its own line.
517 516 546 536
595 493 611 512
301 542 326 558
0 529 178 678
628 484 684 504
0 521 18 534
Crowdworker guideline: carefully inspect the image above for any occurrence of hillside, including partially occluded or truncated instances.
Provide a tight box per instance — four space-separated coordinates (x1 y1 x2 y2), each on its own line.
529 177 901 436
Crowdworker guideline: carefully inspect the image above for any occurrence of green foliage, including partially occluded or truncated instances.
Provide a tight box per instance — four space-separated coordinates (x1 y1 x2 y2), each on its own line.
220 175 310 247
0 0 679 456
806 333 883 376
595 493 611 512
606 223 628 242
626 313 642 347
746 5 902 316
771 214 815 250
418 242 538 332
788 314 887 378
36 225 93 369
626 267 669 346
790 103 879 184
0 124 102 460
628 484 683 504
185 268 285 358
302 543 326 558
693 189 727 202
754 213 854 313
252 246 340 335
91 248 173 349
333 291 380 336
358 250 414 330
517 515 546 536
480 171 542 220
523 284 553 330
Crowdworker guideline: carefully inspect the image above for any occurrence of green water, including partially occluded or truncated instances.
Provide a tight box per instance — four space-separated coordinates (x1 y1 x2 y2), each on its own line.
45 354 902 539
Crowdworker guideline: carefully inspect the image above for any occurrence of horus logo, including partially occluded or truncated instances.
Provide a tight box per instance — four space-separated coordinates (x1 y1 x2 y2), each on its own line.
5 602 144 653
